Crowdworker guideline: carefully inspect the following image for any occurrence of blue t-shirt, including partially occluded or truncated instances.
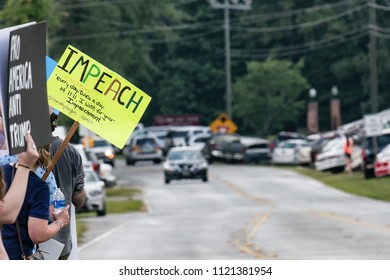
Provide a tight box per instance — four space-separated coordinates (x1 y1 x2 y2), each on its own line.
1 164 50 260
0 154 57 204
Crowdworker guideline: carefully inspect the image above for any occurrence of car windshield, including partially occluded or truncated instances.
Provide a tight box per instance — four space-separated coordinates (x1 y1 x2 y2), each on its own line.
168 150 202 161
278 141 296 148
367 134 390 151
85 169 98 182
194 137 209 144
136 138 156 145
93 139 109 147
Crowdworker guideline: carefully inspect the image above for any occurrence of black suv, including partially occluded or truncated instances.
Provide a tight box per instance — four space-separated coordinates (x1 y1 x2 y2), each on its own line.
361 129 390 179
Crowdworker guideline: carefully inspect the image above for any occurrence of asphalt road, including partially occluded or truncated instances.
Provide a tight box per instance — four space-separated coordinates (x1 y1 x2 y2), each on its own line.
77 160 390 260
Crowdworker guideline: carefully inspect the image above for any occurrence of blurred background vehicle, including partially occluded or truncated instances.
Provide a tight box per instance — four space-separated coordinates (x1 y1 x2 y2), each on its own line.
272 139 309 165
361 128 390 179
314 137 362 173
73 144 117 187
374 143 390 177
277 131 306 143
209 133 246 163
163 146 208 184
309 131 340 165
86 136 116 167
123 130 163 165
296 141 312 166
164 127 189 155
186 132 212 163
240 136 271 164
77 166 106 216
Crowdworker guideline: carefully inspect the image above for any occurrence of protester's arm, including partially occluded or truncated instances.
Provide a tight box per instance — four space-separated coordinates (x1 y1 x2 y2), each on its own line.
28 205 70 244
71 149 86 209
0 134 39 224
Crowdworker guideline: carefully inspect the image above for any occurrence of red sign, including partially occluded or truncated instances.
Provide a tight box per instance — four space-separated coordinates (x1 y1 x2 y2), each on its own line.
375 161 389 177
153 114 200 126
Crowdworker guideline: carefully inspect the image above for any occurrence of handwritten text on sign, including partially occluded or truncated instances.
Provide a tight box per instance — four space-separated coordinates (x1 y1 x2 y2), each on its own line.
47 45 151 148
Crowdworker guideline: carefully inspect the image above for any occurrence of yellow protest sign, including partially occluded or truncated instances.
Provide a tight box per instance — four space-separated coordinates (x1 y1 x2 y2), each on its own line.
47 45 151 149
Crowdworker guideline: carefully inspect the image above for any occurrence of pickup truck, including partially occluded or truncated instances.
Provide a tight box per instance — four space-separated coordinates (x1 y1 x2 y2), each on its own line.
209 134 246 162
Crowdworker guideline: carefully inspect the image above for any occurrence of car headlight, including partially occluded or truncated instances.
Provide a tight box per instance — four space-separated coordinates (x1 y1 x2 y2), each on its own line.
192 161 208 170
89 189 103 196
163 162 176 171
105 149 115 158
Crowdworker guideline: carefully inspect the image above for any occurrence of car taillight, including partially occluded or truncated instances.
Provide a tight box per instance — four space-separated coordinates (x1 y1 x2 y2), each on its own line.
132 145 141 152
92 162 100 173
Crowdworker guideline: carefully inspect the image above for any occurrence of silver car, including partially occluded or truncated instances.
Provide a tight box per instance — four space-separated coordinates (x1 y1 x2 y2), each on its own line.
123 131 163 165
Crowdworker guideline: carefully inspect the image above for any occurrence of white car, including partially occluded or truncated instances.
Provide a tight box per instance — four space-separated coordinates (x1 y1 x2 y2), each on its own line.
78 167 106 216
87 136 116 167
73 144 117 187
272 139 309 165
314 137 362 173
297 142 312 165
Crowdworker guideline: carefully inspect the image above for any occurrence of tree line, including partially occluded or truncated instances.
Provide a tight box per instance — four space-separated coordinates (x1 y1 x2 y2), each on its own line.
1 0 389 138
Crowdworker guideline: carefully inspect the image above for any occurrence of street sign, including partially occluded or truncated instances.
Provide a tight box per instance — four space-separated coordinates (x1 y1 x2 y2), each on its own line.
210 113 237 134
364 114 383 137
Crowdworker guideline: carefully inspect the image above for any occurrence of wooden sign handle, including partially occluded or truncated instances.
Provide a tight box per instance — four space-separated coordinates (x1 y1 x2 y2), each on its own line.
42 121 79 181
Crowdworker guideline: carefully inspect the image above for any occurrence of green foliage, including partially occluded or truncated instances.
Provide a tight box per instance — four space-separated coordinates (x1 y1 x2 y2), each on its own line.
233 59 309 136
0 0 65 39
2 0 390 135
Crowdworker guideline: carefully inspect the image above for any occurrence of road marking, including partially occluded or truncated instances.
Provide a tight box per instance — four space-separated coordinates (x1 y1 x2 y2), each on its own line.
310 210 390 232
211 173 273 206
78 224 124 252
246 212 271 242
233 211 278 259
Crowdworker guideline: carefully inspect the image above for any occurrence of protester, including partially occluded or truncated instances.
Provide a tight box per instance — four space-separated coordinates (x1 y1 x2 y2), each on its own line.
343 135 353 174
50 112 86 260
1 146 70 260
0 133 39 260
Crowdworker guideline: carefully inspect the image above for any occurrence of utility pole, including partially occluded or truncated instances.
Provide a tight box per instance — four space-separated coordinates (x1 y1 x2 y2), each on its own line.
369 0 378 113
208 0 252 119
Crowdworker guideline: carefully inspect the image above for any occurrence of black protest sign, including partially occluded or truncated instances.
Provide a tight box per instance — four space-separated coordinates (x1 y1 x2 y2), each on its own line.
7 21 52 155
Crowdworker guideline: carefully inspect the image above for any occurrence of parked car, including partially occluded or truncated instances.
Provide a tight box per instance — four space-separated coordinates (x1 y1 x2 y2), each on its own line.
163 146 208 184
73 144 117 187
271 139 308 165
374 143 390 177
314 137 362 173
163 127 189 155
297 141 312 166
123 131 163 165
87 136 116 167
361 128 390 179
186 132 212 163
240 136 271 164
77 167 106 216
209 133 246 162
309 131 340 164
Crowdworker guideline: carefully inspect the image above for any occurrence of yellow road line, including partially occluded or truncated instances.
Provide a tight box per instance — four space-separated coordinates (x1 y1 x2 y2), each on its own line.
310 210 390 232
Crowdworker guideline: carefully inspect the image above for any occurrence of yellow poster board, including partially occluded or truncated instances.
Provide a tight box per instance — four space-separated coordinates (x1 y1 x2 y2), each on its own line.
47 45 151 149
210 113 237 134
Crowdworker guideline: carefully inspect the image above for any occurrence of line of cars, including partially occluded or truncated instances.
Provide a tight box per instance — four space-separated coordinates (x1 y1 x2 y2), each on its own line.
72 142 118 217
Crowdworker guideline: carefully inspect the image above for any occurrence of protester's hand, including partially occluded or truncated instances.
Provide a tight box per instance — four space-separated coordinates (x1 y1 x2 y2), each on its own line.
17 133 39 169
53 205 70 228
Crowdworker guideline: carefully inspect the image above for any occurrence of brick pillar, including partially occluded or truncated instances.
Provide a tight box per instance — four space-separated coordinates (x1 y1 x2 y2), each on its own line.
307 101 319 133
330 98 341 130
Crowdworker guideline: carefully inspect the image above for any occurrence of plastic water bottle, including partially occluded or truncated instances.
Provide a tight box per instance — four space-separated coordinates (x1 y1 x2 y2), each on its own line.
53 188 66 214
